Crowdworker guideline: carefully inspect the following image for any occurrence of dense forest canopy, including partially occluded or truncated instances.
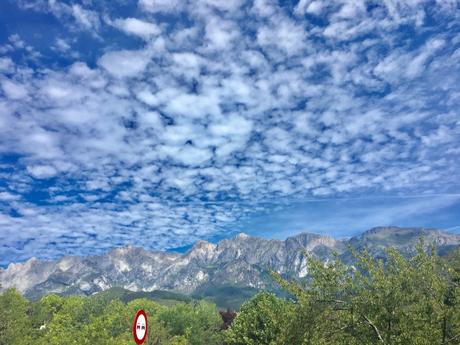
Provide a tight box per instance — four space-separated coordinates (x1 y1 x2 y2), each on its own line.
1 243 459 345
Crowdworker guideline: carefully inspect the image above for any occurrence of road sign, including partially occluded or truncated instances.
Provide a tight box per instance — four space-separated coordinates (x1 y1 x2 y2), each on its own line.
132 309 148 344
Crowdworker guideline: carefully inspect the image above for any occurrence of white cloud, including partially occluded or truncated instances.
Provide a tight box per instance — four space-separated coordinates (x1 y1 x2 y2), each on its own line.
8 34 26 49
199 0 245 12
205 18 240 50
0 192 21 201
174 145 213 166
69 62 97 78
0 57 14 73
71 4 100 31
406 38 445 78
54 38 71 52
1 0 459 265
139 0 181 13
295 0 325 16
112 18 160 39
98 49 151 78
374 37 446 82
164 92 221 118
27 165 58 179
136 89 159 106
257 18 306 56
209 115 253 137
335 1 366 19
1 79 28 100
251 0 277 17
172 52 204 79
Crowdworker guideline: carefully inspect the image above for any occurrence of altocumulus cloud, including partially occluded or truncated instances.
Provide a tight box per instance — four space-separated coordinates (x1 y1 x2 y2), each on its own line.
0 0 459 265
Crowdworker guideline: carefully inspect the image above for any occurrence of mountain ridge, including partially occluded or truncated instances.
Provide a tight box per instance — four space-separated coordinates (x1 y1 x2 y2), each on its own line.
1 227 459 300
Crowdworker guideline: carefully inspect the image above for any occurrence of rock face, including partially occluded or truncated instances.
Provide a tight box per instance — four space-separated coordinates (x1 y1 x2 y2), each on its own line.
0 227 459 299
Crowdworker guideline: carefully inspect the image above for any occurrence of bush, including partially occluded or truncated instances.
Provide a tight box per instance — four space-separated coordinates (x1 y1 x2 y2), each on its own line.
224 292 294 345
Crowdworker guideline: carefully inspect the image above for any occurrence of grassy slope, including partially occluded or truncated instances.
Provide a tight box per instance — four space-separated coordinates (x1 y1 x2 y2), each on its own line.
92 286 193 307
91 285 263 310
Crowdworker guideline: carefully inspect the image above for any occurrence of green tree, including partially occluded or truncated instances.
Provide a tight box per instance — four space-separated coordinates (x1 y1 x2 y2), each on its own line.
0 289 225 345
442 248 460 344
0 288 33 345
39 295 88 345
270 242 460 345
159 300 223 345
225 292 294 345
169 335 189 345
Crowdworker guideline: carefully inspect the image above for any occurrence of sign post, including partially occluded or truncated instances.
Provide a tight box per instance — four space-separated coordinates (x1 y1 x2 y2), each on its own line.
132 309 148 344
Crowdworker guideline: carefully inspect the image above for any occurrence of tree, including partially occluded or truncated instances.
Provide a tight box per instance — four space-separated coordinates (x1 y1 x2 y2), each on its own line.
0 288 33 345
269 241 460 345
169 335 189 345
158 300 223 345
442 248 460 344
224 292 294 345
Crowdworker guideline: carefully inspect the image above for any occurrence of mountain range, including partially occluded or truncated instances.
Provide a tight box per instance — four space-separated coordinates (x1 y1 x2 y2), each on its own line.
1 227 459 302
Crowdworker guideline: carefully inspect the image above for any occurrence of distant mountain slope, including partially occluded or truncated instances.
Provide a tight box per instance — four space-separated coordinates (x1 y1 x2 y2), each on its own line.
347 226 460 259
93 286 192 307
1 227 459 300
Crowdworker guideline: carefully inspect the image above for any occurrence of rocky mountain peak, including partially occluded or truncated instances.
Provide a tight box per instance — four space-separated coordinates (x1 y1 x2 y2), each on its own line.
235 232 250 239
0 227 458 299
185 240 217 262
189 240 217 253
286 232 339 251
357 226 459 242
361 226 427 237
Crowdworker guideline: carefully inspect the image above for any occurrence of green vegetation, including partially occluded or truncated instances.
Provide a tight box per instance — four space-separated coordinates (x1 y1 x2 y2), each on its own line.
224 292 295 344
1 243 459 344
225 243 460 345
94 287 192 306
193 284 261 310
0 289 223 345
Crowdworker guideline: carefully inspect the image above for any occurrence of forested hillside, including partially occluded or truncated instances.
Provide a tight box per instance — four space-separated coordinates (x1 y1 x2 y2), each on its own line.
1 243 458 345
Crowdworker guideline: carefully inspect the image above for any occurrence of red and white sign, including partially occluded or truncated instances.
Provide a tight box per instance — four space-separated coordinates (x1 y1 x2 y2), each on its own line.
132 309 148 345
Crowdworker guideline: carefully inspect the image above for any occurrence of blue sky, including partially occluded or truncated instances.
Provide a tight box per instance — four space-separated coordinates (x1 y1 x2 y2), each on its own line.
0 0 459 266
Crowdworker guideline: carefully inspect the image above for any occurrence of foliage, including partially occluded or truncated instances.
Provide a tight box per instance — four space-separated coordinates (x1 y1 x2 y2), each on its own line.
224 292 295 345
95 287 192 306
225 242 460 345
192 284 260 310
0 289 33 345
0 289 222 345
158 300 223 345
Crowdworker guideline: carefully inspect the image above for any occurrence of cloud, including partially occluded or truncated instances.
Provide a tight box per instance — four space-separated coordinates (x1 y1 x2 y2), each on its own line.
0 192 21 202
71 4 100 31
14 1 101 34
139 0 181 13
1 79 28 100
209 115 253 137
295 0 325 16
205 18 240 50
0 0 459 265
257 18 306 56
164 92 221 118
171 144 213 166
0 57 14 73
53 38 71 52
112 18 160 39
98 49 151 78
26 165 58 179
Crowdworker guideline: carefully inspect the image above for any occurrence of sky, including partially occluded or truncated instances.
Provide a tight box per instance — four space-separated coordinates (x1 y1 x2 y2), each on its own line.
0 0 459 266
